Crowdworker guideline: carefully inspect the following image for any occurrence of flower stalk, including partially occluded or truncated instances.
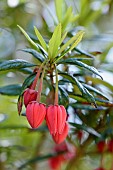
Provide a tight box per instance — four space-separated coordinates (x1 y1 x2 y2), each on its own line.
54 67 58 105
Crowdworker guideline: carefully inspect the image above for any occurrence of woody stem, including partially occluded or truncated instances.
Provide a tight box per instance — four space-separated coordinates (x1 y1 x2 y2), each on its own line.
31 67 42 90
31 60 47 90
54 67 58 105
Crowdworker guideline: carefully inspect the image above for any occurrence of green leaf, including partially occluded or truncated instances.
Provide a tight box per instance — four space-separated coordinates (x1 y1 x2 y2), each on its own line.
69 122 101 137
21 48 44 62
0 84 22 96
48 23 61 59
69 93 112 107
61 31 67 44
70 14 79 22
57 30 84 55
34 26 48 52
86 76 113 92
59 86 69 107
58 58 103 79
21 73 36 94
55 0 63 22
62 6 73 31
19 68 33 74
37 44 48 57
0 59 36 71
70 103 106 110
75 48 94 58
59 72 96 107
83 84 108 100
18 153 58 169
17 25 38 49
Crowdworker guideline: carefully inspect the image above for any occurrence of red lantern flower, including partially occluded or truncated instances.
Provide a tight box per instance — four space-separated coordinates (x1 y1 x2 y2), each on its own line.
26 101 46 128
49 142 75 170
46 105 67 135
52 122 69 144
95 167 105 170
23 88 38 107
97 141 106 153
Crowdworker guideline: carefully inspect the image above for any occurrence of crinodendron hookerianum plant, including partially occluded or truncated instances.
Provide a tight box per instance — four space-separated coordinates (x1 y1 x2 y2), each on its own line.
1 0 113 170
13 22 105 144
0 23 108 144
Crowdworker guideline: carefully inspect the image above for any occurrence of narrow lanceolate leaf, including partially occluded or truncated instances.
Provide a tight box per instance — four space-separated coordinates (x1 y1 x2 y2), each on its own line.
59 86 69 107
75 48 94 58
17 25 38 49
18 153 58 169
34 26 48 52
69 94 112 107
59 72 96 107
57 30 84 55
0 84 22 96
70 103 106 110
70 14 79 22
55 0 63 22
86 76 113 92
21 49 44 62
0 59 36 71
48 23 61 59
21 73 36 94
61 31 67 44
19 68 33 74
69 122 101 137
62 7 73 31
83 84 108 100
58 58 103 79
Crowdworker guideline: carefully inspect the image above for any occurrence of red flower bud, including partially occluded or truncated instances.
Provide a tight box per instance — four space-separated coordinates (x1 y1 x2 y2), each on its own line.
95 167 105 170
23 88 38 107
26 101 46 128
108 139 113 152
46 105 67 135
97 141 106 153
49 154 64 170
52 122 69 144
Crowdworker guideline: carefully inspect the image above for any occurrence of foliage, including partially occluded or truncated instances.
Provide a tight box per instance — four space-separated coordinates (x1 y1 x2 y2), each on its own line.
1 0 113 170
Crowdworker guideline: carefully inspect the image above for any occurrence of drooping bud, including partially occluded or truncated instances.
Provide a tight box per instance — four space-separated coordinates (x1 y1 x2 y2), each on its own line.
95 168 105 170
52 122 69 144
46 105 67 135
23 88 38 107
97 141 106 153
26 101 46 128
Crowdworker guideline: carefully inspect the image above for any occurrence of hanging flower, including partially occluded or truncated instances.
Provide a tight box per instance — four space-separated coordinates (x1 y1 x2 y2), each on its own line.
26 101 46 128
49 142 75 170
23 88 38 107
46 105 67 135
95 168 105 170
52 122 69 144
97 141 106 153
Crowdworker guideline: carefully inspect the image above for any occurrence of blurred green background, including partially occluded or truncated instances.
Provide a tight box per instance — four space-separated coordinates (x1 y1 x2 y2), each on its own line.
1 0 113 170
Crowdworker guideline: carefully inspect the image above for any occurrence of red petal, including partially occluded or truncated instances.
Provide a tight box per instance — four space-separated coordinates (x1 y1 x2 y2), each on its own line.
26 102 35 127
26 102 46 128
46 105 57 134
57 105 67 134
24 88 38 107
52 122 69 144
